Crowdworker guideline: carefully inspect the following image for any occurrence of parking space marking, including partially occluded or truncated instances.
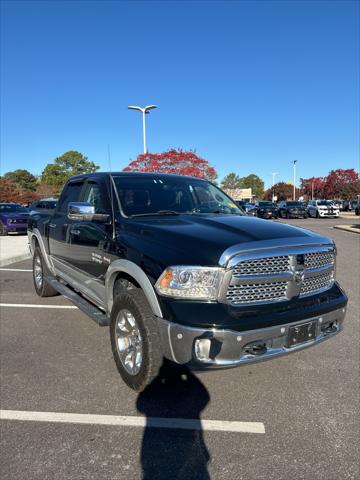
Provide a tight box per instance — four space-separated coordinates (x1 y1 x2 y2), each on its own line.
0 410 265 434
0 303 77 309
0 268 32 272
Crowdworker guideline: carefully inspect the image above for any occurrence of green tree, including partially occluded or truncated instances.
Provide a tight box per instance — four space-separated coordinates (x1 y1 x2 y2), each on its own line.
220 172 242 190
41 151 99 190
4 169 37 191
263 182 297 201
239 174 264 198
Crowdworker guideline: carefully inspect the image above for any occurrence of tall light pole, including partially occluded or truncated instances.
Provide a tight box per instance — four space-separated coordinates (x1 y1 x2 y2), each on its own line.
271 172 279 202
128 105 157 153
292 160 298 200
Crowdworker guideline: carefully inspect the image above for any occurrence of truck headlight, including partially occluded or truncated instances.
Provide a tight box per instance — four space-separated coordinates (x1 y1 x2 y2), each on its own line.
155 266 223 300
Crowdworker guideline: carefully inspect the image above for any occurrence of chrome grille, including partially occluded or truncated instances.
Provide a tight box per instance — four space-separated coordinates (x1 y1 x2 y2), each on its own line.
225 247 335 306
304 251 334 269
232 255 290 276
301 271 334 295
226 282 287 305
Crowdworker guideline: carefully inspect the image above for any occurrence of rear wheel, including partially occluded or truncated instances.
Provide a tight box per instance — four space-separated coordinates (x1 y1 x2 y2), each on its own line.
0 221 8 236
33 247 58 297
110 289 163 391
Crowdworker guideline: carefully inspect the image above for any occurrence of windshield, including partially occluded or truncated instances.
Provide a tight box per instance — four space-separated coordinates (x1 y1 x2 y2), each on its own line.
318 201 332 206
113 176 244 217
287 202 302 207
258 202 275 207
0 204 28 213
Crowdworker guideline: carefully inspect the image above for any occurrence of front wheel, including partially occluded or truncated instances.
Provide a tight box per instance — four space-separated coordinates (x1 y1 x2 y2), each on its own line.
110 289 163 391
33 247 59 297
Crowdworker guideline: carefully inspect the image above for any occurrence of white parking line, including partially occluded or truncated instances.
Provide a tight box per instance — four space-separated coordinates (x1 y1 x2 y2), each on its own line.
0 268 32 272
0 303 77 309
0 410 265 434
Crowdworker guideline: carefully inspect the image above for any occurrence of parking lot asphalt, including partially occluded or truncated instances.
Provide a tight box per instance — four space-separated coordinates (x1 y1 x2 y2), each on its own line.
1 218 359 480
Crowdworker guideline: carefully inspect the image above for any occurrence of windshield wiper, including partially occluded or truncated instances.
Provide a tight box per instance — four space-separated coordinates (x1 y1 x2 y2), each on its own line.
131 210 181 217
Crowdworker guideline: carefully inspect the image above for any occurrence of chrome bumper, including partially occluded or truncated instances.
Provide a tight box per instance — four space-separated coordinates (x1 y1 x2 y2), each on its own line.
157 306 346 368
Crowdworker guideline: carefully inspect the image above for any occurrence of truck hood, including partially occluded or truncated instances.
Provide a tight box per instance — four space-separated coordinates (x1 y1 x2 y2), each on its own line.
122 214 331 268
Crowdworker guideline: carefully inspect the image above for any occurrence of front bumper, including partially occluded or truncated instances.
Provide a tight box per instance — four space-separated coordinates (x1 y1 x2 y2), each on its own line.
157 306 346 368
6 222 28 232
319 210 339 217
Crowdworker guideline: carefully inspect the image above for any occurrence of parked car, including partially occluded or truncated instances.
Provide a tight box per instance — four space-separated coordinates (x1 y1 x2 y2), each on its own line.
29 198 58 215
253 201 279 219
235 200 256 215
0 203 29 235
27 172 348 391
354 200 360 216
307 200 340 218
278 201 308 219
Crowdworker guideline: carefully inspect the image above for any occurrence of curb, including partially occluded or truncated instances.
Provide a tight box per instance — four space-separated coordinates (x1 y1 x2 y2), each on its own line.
333 225 360 235
0 252 31 267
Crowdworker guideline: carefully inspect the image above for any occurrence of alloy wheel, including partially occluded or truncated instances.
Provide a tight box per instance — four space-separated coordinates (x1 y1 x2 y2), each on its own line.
115 309 143 376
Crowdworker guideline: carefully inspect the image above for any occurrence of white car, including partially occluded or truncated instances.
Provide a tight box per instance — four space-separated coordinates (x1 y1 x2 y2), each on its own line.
307 200 340 218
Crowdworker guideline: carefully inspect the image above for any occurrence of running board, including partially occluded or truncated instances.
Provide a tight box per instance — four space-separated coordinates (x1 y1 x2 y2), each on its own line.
46 276 110 326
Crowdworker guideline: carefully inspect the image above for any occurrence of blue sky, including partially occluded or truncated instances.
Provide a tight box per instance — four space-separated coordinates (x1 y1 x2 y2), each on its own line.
1 0 359 187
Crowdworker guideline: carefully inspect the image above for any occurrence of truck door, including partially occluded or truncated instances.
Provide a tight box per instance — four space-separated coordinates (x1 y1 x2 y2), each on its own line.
67 179 114 280
48 180 84 266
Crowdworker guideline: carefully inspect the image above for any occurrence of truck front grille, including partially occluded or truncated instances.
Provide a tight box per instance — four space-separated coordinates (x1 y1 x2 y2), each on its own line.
300 270 334 295
226 281 287 304
304 251 334 269
225 248 335 305
232 255 290 276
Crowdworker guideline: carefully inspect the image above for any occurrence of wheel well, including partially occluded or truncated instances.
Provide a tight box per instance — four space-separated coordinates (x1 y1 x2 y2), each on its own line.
113 272 140 294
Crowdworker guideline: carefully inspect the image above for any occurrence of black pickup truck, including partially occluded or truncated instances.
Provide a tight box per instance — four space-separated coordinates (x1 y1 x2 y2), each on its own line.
28 172 347 391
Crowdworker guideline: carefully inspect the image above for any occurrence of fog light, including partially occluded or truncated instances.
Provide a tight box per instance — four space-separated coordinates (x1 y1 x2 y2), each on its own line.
194 338 212 362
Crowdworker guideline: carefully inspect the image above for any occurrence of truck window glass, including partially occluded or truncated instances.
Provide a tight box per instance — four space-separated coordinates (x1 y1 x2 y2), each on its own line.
113 176 242 216
82 182 107 214
57 182 83 213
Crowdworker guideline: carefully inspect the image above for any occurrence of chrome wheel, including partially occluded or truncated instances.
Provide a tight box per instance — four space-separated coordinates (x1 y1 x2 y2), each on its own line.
34 254 43 288
115 309 143 376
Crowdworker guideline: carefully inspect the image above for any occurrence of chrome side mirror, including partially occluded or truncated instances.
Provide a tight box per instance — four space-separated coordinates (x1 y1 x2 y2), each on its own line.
67 202 110 223
68 202 95 220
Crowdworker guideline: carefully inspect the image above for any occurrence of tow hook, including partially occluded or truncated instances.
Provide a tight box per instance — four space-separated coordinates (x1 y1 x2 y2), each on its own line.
243 341 267 356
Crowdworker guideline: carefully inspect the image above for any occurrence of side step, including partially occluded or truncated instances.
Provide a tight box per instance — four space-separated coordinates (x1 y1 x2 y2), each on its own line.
46 276 110 326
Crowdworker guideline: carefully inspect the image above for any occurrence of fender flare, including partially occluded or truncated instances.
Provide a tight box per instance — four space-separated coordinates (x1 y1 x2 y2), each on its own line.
29 229 55 273
105 259 163 318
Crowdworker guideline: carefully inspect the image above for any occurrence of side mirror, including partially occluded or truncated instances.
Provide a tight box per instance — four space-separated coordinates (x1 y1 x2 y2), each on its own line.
67 202 110 223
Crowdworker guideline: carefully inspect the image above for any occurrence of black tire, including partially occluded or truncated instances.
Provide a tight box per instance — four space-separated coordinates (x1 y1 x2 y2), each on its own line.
110 289 163 392
0 221 8 236
33 247 59 297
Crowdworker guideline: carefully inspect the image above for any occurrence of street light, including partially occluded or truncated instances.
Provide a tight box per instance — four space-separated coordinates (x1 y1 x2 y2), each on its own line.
271 172 279 202
292 160 298 200
128 105 157 153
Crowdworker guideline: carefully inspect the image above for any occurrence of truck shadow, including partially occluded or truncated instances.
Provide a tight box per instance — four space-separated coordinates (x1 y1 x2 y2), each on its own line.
136 362 211 480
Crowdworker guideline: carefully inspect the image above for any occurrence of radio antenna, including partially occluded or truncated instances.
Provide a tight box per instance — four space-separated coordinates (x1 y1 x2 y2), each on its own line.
107 144 112 172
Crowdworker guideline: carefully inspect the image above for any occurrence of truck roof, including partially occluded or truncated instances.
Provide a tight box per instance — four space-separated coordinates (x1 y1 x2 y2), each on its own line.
69 171 210 182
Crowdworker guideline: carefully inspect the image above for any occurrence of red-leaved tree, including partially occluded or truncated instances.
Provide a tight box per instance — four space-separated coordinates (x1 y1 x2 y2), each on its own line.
300 176 327 199
123 149 217 181
323 169 359 199
301 169 360 200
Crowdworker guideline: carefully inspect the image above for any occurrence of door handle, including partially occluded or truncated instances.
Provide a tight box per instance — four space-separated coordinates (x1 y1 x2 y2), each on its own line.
49 223 56 228
70 229 80 236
